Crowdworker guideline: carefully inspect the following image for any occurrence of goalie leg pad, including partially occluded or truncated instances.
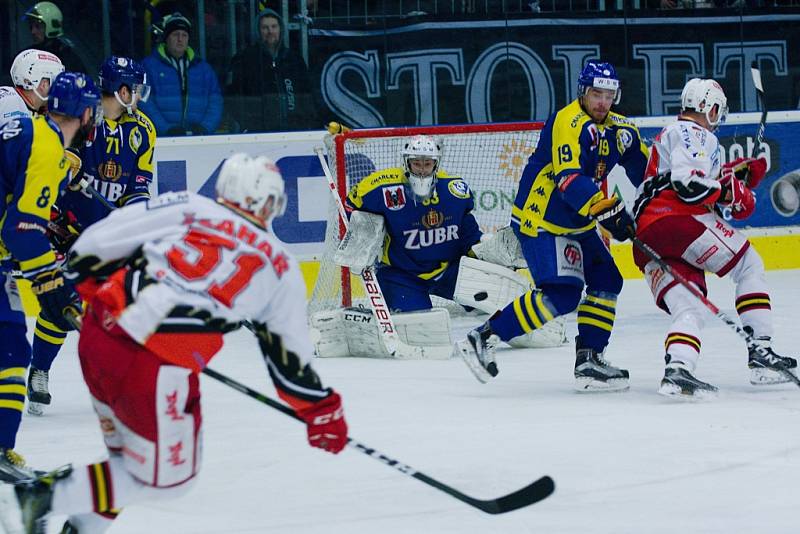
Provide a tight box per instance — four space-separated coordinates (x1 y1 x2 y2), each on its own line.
454 256 530 315
507 315 568 348
310 307 452 359
333 211 385 273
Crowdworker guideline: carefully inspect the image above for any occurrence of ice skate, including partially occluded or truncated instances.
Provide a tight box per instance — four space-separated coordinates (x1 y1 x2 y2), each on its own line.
455 322 499 383
0 449 36 484
27 368 51 417
0 465 70 534
658 361 718 400
573 337 629 392
746 329 798 385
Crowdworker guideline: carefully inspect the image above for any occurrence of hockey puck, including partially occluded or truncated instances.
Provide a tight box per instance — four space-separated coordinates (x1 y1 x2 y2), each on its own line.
474 291 488 301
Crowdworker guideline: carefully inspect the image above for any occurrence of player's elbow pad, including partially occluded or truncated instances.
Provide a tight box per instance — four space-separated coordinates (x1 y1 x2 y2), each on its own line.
556 173 603 215
673 175 720 205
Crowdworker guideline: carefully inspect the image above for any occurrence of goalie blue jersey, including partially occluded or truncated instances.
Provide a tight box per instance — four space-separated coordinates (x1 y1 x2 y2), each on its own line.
346 168 482 280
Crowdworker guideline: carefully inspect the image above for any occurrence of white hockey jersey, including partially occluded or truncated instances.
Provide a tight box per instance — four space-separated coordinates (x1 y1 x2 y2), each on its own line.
632 118 723 231
70 191 316 371
0 86 32 126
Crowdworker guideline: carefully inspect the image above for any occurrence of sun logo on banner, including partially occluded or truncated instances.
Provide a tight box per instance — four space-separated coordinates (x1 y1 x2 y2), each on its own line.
498 138 533 183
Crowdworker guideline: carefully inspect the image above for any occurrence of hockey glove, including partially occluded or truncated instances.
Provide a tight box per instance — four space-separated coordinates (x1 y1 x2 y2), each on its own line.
47 205 82 255
64 148 89 192
297 391 348 454
589 196 635 242
30 269 82 331
719 172 756 220
722 157 768 188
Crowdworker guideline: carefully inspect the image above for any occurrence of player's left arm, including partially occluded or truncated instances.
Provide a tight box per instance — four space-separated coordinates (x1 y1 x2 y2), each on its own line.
118 117 155 206
616 122 650 188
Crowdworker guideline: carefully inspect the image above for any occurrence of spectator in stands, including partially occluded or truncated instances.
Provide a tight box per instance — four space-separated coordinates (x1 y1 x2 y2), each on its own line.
140 12 222 136
22 1 89 74
226 8 319 133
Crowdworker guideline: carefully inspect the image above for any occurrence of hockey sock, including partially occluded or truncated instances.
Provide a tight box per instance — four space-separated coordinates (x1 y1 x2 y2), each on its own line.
32 316 67 371
576 291 617 352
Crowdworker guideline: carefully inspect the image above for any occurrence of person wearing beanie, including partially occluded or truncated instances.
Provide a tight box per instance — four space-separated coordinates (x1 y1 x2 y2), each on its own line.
139 12 222 136
226 8 319 133
20 1 89 75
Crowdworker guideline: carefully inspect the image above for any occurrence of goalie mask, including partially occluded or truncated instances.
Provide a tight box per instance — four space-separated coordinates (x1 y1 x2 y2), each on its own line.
402 135 442 199
680 78 728 130
216 153 287 227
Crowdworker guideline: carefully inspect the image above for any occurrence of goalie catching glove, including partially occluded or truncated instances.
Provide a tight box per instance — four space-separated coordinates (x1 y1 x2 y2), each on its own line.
297 391 348 454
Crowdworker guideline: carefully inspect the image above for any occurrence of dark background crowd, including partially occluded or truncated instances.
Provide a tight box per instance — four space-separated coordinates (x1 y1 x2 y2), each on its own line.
1 0 798 137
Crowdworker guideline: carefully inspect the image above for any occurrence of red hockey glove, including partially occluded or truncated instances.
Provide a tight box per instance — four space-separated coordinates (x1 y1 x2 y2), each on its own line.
719 171 756 220
297 392 348 454
722 157 768 188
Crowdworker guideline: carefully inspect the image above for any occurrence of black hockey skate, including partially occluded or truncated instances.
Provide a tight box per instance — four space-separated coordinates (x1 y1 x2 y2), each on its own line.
658 359 718 400
27 368 51 417
455 322 499 383
573 337 629 392
745 327 798 385
0 465 72 534
0 449 36 484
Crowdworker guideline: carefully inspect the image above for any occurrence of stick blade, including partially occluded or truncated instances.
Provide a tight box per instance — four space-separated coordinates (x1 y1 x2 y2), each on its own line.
474 475 555 514
750 61 764 93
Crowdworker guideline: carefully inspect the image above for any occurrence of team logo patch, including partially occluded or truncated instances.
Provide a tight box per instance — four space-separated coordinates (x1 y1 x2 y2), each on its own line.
564 244 582 266
448 179 470 199
421 208 443 228
129 128 143 152
383 185 406 210
135 174 148 184
616 129 633 154
99 160 123 181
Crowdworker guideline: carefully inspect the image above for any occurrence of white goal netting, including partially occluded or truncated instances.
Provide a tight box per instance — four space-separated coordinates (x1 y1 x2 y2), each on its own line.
309 123 544 316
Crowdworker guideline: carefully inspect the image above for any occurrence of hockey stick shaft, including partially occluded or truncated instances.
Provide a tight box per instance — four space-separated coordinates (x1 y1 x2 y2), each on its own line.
750 61 767 151
630 236 799 387
314 147 424 359
201 366 555 513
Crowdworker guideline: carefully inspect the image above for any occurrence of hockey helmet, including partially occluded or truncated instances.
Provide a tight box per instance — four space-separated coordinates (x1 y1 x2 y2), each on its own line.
10 49 64 101
216 153 287 226
48 71 101 121
99 56 150 114
402 135 442 199
23 2 63 39
680 78 728 130
577 60 621 105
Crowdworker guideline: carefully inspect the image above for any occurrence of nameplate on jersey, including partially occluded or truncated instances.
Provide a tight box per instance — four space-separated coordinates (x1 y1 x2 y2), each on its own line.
382 185 406 210
554 235 585 282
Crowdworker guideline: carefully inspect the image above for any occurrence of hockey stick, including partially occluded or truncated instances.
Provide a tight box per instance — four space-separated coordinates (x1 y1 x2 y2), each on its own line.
314 147 434 360
201 366 555 514
750 61 767 154
630 236 800 388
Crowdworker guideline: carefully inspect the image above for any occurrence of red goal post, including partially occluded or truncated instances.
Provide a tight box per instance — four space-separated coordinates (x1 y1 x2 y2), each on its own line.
309 121 545 315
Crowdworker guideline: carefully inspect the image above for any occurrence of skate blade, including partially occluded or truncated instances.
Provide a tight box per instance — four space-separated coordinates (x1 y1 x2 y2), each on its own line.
26 402 44 417
658 382 717 400
574 377 630 393
750 368 797 386
0 483 24 534
454 341 492 384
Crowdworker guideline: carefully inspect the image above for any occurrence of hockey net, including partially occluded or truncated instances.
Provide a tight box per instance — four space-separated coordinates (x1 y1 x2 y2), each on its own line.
309 122 544 316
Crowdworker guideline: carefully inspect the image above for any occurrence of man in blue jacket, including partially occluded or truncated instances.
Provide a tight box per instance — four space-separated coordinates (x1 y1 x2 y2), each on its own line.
140 12 222 136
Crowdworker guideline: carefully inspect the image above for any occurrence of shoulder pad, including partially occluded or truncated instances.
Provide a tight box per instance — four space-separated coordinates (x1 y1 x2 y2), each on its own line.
359 167 405 191
560 101 589 131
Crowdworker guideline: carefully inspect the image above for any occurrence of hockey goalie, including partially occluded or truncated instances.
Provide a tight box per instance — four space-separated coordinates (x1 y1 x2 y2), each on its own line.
310 135 566 359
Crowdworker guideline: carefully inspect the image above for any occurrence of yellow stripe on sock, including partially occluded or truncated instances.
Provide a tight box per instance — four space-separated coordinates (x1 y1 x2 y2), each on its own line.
577 316 614 332
0 400 25 411
0 368 26 380
34 329 67 345
524 292 544 329
0 385 27 396
513 297 533 333
535 291 554 322
93 463 109 511
585 294 617 308
577 304 616 321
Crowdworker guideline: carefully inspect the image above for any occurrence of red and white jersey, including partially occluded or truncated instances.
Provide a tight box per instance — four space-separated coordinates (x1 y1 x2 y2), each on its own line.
71 191 315 368
633 118 723 232
0 86 32 126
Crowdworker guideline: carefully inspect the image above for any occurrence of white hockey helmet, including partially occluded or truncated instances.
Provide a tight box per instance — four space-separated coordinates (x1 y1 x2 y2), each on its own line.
402 135 442 199
680 78 728 129
216 153 286 226
10 49 65 102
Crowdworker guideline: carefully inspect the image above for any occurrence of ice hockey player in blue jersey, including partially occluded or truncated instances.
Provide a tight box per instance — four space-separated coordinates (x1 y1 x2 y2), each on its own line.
27 56 156 416
0 72 100 480
455 60 649 391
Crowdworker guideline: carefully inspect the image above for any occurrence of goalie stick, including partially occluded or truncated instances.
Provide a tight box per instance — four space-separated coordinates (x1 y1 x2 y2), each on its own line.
201 366 555 514
314 147 432 360
631 236 800 388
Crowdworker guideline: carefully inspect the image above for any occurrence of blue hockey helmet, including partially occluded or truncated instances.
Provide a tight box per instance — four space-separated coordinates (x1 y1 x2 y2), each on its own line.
48 71 101 120
99 56 150 113
577 61 621 105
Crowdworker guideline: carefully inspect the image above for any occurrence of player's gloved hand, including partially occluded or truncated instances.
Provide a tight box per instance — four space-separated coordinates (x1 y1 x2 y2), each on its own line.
64 148 89 192
722 157 768 188
47 205 82 254
297 391 348 454
30 268 82 331
589 195 635 241
719 171 756 220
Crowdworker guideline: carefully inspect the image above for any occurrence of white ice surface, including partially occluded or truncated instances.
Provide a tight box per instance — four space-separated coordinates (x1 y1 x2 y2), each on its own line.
13 270 800 533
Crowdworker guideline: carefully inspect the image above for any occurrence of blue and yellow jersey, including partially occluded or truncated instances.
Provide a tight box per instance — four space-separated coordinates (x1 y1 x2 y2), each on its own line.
346 168 482 280
512 99 649 237
61 109 156 227
0 115 68 276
